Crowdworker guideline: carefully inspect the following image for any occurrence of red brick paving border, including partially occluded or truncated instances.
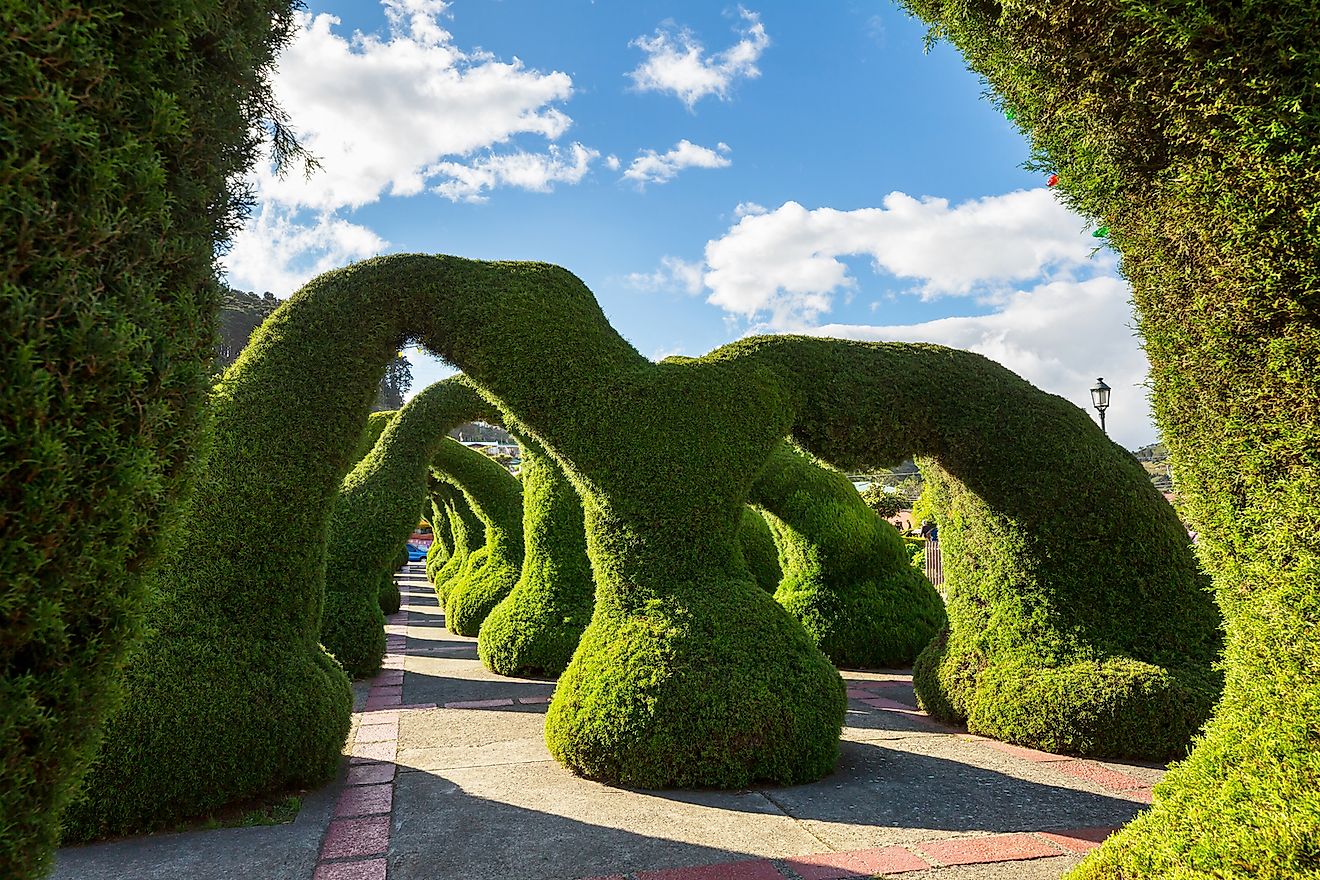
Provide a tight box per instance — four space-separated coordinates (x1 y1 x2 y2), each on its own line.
915 832 1062 867
313 606 409 879
784 845 930 878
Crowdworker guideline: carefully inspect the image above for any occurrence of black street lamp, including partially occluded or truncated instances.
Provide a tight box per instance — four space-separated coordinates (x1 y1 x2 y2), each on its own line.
1090 377 1111 435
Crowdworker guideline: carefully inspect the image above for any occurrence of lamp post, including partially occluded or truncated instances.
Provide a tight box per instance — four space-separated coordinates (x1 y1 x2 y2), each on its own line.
1090 377 1111 435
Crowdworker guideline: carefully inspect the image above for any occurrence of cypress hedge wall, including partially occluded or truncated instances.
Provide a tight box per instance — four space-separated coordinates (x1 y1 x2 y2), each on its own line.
479 434 594 677
737 506 782 594
709 336 1221 761
322 378 488 677
0 1 296 872
898 1 1319 873
433 438 525 637
749 441 945 668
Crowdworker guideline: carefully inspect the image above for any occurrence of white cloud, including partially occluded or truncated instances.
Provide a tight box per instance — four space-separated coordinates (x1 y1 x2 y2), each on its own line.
702 190 1102 328
622 140 731 187
604 154 621 171
808 276 1152 447
222 205 387 296
624 256 705 295
257 0 579 211
628 7 769 108
431 143 599 202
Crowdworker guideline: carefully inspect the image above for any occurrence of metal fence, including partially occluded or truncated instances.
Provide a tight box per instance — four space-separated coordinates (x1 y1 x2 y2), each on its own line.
924 537 944 594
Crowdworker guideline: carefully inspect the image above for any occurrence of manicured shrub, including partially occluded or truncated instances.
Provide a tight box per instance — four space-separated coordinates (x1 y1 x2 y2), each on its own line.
899 2 1318 873
425 490 453 584
1 0 297 870
435 438 525 636
750 442 945 668
321 378 488 678
432 483 485 603
737 505 782 593
710 336 1220 761
479 435 594 677
377 571 401 616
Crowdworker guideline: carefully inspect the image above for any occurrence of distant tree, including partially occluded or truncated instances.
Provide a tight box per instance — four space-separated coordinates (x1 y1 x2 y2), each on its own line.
372 351 412 412
859 484 904 519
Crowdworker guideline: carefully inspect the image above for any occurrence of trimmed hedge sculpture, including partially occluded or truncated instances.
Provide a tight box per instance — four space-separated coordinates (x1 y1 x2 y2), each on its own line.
1 1 297 871
899 1 1319 873
712 336 1221 761
351 410 397 467
433 438 525 637
749 441 945 668
322 378 488 677
737 506 782 594
479 434 594 677
432 483 486 602
425 486 454 584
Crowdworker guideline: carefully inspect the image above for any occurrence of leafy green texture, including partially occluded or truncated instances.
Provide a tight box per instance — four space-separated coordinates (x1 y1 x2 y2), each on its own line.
737 506 783 594
432 482 485 603
377 571 401 617
350 410 397 468
1 1 296 871
322 378 488 677
479 435 594 677
704 336 1220 762
434 438 525 637
749 442 946 668
424 483 455 584
899 1 1318 874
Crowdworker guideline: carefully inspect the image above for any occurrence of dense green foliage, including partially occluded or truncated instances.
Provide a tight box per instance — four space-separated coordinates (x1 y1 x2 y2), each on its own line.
708 336 1221 761
749 442 945 668
899 2 1319 874
859 483 905 519
431 482 485 602
433 438 525 637
377 570 401 616
351 410 397 468
479 436 594 677
322 378 488 677
737 506 782 593
0 1 297 871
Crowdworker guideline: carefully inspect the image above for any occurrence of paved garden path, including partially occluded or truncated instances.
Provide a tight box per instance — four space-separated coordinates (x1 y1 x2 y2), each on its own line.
54 568 1162 880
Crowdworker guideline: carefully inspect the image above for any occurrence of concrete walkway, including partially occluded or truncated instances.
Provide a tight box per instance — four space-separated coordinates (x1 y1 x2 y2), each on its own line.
54 568 1161 880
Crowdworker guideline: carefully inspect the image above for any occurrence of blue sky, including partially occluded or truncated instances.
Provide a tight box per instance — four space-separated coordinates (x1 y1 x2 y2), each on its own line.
223 0 1154 447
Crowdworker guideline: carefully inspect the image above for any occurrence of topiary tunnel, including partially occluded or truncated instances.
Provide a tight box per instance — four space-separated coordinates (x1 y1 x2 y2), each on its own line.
322 377 491 678
60 252 1217 835
431 437 525 637
431 479 486 601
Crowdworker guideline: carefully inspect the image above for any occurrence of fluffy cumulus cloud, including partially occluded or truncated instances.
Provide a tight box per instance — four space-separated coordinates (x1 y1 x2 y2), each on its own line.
257 0 582 211
622 140 732 187
630 187 1152 443
226 0 595 294
702 190 1098 326
222 205 387 296
628 7 769 108
432 143 599 202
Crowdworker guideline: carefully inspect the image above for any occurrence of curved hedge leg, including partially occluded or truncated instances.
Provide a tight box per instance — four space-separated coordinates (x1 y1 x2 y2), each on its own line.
737 505 782 594
750 442 945 667
718 336 1221 761
479 435 594 677
432 438 524 636
322 377 488 678
433 484 484 604
424 487 453 584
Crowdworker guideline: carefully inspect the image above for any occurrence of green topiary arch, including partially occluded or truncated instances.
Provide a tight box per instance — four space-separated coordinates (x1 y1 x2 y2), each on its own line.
710 335 1220 760
430 480 485 601
67 254 1217 834
322 377 490 678
749 441 946 668
431 437 525 637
